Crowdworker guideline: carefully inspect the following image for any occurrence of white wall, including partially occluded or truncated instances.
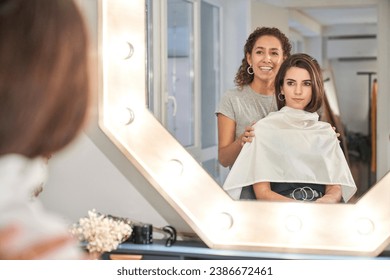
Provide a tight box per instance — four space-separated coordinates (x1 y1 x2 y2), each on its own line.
40 133 167 227
250 0 289 35
221 0 251 91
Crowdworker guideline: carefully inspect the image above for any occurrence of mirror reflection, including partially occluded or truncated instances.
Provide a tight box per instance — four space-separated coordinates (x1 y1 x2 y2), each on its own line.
99 0 390 256
146 0 379 201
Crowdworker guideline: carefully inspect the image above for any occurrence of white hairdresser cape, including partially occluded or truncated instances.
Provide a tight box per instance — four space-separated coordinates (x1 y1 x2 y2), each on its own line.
223 106 357 202
0 154 83 259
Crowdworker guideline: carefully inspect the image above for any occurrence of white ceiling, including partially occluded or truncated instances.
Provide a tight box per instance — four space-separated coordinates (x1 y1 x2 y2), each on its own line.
168 1 378 37
258 0 378 32
301 6 377 26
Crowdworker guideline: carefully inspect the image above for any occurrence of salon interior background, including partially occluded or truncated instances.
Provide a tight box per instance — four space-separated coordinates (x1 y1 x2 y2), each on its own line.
40 0 389 232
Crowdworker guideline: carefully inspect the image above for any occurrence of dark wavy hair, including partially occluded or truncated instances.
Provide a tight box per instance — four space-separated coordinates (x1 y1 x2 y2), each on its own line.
275 53 324 113
0 0 90 158
234 27 292 87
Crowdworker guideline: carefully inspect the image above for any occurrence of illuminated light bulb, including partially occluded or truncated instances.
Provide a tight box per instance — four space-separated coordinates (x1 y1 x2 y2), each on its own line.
108 41 134 60
159 159 183 186
165 159 184 177
285 215 302 232
114 107 135 126
214 212 233 231
356 218 375 235
123 42 134 59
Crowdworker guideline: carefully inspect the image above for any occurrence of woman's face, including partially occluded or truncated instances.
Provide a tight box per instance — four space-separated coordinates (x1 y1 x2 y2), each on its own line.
247 35 284 83
281 66 313 110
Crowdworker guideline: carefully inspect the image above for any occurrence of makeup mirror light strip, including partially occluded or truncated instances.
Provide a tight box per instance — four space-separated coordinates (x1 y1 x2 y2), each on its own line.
98 0 390 256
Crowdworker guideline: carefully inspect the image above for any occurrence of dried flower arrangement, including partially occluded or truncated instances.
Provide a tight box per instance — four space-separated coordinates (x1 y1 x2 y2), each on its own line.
70 209 133 254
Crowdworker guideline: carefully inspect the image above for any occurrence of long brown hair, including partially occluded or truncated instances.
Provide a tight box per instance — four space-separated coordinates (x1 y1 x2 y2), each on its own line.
275 53 324 112
234 27 292 88
0 0 90 158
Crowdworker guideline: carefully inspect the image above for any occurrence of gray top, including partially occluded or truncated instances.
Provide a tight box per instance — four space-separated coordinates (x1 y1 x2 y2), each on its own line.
216 85 277 139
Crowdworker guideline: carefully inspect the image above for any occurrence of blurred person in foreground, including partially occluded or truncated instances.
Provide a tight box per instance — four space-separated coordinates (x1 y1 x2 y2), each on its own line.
0 0 90 259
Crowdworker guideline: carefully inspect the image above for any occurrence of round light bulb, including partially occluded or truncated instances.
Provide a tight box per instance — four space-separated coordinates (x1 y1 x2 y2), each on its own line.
166 159 183 177
114 107 135 126
356 218 375 235
285 215 302 232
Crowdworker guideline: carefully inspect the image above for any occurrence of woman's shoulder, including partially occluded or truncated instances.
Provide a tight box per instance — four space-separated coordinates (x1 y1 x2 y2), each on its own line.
223 86 261 102
223 85 247 96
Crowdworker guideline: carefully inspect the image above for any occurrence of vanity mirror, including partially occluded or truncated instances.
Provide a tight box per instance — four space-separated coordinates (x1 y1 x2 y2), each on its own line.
98 0 390 256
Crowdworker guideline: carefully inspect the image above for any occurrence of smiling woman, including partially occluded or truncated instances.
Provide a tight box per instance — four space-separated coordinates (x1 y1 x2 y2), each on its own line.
216 27 291 201
97 0 390 257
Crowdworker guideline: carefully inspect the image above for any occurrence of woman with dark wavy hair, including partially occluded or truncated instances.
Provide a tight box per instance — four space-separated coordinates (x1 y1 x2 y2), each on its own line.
0 0 90 259
216 27 291 199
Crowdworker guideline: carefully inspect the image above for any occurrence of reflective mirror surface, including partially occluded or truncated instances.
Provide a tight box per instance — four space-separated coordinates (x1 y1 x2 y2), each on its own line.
146 0 380 199
98 0 390 256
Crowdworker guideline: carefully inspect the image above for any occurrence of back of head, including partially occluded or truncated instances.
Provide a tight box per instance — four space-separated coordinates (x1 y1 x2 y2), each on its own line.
0 0 90 158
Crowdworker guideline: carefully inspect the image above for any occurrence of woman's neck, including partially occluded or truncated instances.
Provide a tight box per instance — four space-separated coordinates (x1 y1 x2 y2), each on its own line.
249 79 274 95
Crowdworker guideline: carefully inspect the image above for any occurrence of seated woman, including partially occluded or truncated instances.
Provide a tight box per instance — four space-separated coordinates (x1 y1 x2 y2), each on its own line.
223 53 357 203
